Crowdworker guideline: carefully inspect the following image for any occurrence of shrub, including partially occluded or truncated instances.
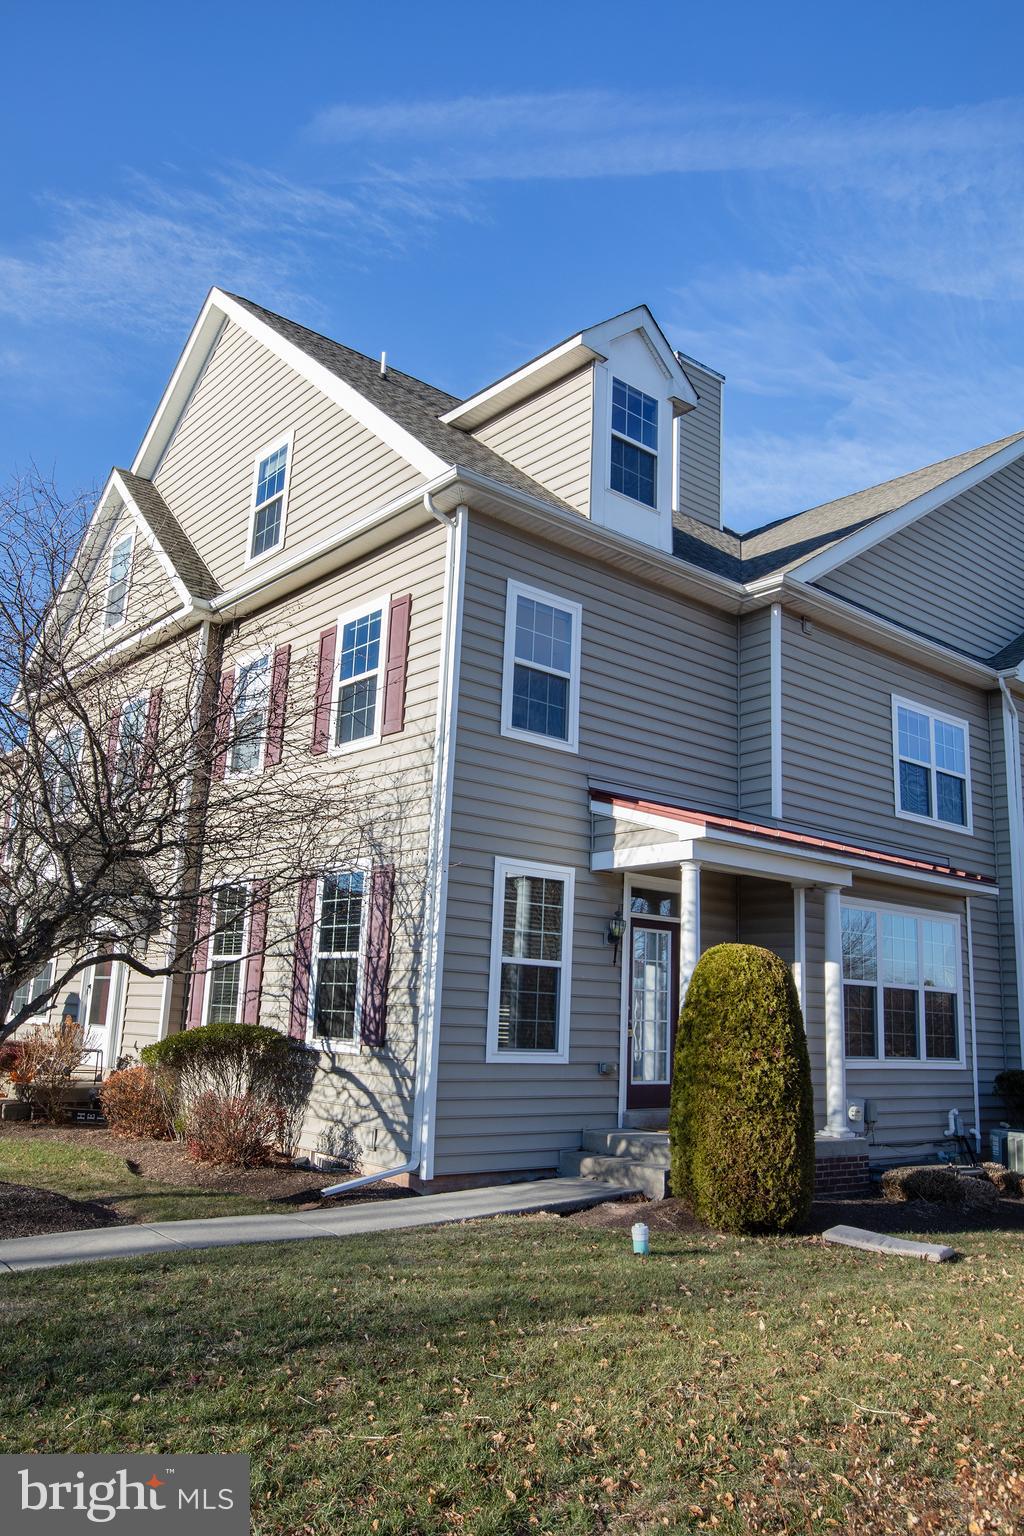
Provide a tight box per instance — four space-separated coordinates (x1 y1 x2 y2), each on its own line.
185 1090 279 1167
8 1016 84 1122
881 1165 968 1205
983 1161 1023 1197
0 1040 22 1084
995 1070 1024 1125
142 1022 313 1165
99 1065 172 1140
669 943 815 1234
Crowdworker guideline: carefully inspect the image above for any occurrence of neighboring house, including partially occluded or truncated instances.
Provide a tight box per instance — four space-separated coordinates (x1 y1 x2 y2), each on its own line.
15 287 1024 1194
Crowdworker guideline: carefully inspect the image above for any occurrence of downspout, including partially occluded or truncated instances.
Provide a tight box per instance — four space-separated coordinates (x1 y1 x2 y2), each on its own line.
965 897 982 1154
998 675 1024 1071
321 495 467 1196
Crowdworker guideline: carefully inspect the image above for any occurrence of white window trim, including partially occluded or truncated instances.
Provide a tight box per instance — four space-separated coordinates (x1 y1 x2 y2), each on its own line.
486 857 575 1064
46 723 85 813
608 375 660 511
202 884 249 1027
307 862 372 1053
328 593 390 757
891 694 974 836
500 579 582 755
225 649 271 781
102 528 135 633
245 429 294 567
116 692 150 780
8 959 56 1022
841 896 966 1070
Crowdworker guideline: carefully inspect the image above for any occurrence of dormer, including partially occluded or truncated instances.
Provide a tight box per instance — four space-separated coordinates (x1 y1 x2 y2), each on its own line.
442 306 702 555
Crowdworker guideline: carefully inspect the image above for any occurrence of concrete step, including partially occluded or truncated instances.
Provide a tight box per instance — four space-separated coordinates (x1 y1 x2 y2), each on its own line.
558 1150 668 1200
622 1109 670 1131
580 1130 670 1165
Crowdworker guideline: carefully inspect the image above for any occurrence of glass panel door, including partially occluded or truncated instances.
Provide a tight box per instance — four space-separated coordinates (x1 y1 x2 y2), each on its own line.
630 926 672 1086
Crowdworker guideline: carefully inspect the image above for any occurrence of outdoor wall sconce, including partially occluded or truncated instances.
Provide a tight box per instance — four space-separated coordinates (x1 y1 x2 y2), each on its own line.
606 907 626 963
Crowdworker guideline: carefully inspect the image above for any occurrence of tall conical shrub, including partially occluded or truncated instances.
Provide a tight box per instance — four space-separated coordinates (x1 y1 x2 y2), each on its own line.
670 942 815 1233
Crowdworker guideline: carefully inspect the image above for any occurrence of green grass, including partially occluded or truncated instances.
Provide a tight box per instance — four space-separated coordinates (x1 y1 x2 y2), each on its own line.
2 1216 1022 1534
0 1135 283 1223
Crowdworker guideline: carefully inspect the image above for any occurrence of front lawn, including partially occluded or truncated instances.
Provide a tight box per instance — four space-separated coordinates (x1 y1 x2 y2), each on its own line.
1 1213 1021 1534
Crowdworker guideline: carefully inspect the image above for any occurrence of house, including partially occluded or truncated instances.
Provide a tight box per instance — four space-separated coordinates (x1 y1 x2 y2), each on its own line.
16 288 1024 1196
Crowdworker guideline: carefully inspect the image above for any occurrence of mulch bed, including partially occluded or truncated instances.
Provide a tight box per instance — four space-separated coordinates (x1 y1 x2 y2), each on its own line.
561 1191 1024 1236
0 1181 123 1241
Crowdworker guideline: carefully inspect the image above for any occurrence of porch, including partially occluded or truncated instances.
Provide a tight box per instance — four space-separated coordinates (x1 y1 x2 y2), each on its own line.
589 790 998 1186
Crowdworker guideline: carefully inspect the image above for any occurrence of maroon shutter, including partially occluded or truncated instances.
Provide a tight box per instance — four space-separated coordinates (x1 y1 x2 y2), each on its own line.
311 627 336 755
242 880 270 1025
289 875 318 1040
187 894 212 1029
212 668 235 781
380 595 412 738
141 688 162 790
361 864 395 1048
264 644 291 768
105 707 121 775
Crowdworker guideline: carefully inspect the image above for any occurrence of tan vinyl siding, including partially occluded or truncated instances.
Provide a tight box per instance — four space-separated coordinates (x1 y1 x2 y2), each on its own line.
154 320 424 592
781 612 996 877
120 970 164 1057
818 456 1024 659
474 367 593 517
199 519 446 1167
738 608 772 819
434 510 739 1176
675 359 722 530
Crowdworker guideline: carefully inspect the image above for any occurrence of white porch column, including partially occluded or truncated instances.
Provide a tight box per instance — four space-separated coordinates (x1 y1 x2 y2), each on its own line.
821 883 854 1138
679 860 701 1014
792 886 807 1022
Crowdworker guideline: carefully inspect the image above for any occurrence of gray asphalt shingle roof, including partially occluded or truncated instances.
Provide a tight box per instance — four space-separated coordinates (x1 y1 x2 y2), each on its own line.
115 468 220 600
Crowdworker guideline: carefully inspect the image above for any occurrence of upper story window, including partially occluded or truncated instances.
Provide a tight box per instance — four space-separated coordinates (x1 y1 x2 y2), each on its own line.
501 580 581 754
248 433 292 562
229 655 271 777
104 532 134 630
117 695 149 785
841 902 962 1065
46 724 84 815
205 885 248 1025
486 858 574 1062
893 697 971 832
610 377 658 508
333 601 385 750
310 871 366 1047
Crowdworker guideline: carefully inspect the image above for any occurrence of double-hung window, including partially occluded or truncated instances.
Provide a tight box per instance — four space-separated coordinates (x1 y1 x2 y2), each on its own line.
117 695 148 787
46 724 84 814
841 902 963 1065
310 871 366 1046
893 697 971 831
501 581 581 752
486 858 574 1062
229 656 271 777
9 960 55 1020
610 377 658 508
333 600 386 750
248 434 291 561
104 532 133 629
205 885 248 1025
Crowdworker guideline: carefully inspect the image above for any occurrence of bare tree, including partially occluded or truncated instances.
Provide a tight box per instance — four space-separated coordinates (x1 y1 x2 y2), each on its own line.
0 470 401 1047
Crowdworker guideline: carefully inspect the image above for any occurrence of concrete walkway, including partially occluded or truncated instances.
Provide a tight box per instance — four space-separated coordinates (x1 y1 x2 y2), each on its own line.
0 1177 638 1273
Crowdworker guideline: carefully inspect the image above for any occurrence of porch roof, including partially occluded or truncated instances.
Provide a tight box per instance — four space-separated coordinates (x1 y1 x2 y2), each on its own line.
589 790 999 896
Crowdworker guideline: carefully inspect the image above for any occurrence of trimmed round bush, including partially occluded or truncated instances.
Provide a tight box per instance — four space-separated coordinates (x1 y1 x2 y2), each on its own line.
141 1021 291 1075
669 943 815 1233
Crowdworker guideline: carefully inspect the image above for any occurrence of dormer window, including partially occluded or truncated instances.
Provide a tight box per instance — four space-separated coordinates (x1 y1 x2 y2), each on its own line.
610 378 658 508
248 433 292 561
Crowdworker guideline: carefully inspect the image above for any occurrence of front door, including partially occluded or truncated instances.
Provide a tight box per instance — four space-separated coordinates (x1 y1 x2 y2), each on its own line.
82 956 125 1074
626 918 679 1110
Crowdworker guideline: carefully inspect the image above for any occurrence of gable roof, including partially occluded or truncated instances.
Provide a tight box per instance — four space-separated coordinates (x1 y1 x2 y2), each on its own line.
224 295 579 513
113 470 220 602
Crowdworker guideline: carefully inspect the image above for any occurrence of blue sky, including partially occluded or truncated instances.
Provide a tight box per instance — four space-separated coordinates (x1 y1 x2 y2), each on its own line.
4 1 1024 529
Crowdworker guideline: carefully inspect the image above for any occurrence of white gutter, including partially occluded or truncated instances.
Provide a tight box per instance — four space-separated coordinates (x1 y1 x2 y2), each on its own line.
321 498 467 1196
965 896 982 1153
998 675 1024 1069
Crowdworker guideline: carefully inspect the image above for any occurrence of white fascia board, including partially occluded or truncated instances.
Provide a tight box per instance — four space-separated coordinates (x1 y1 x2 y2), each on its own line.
109 469 199 610
132 288 448 484
440 336 603 430
780 435 1024 585
746 575 998 688
585 306 699 408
